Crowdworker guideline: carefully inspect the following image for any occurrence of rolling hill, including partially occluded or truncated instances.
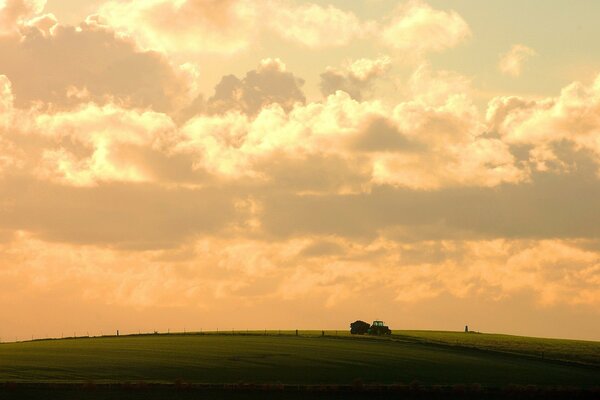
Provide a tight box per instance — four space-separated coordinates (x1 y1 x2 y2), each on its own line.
0 330 597 398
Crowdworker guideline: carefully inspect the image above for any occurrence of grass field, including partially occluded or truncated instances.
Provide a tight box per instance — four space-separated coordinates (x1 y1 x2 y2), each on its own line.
0 330 598 389
394 330 600 366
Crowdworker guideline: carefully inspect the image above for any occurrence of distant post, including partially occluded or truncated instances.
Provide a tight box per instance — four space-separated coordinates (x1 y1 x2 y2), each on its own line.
322 330 325 337
117 330 119 336
465 325 469 333
295 329 298 336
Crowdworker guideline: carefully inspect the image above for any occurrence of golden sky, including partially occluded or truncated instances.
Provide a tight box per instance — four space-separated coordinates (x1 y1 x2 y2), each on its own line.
0 0 599 341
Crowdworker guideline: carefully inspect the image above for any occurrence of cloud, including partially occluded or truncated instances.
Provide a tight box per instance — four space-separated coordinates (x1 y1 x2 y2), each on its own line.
487 73 600 174
0 74 206 187
98 0 366 54
176 65 524 191
0 178 244 249
0 74 12 112
499 44 537 77
0 75 21 174
380 0 470 57
265 1 367 48
97 0 471 56
351 117 422 152
207 58 305 116
259 169 600 243
1 0 599 342
33 104 178 186
320 55 392 100
0 19 192 112
14 62 599 255
98 0 259 55
0 0 45 35
1 44 600 340
0 234 597 339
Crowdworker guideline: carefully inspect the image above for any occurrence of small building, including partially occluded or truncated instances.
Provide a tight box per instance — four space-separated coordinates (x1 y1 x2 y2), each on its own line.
350 320 370 335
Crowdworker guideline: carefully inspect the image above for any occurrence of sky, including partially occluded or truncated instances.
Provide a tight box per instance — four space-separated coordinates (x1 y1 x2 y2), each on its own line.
0 0 599 341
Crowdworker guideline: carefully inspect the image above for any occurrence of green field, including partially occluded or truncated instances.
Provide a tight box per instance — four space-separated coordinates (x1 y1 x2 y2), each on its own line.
0 330 598 388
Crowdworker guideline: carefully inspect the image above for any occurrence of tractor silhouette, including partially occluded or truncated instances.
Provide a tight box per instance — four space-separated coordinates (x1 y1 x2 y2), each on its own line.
350 320 391 335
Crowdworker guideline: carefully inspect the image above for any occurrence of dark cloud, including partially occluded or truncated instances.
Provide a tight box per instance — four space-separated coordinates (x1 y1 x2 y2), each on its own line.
0 229 15 244
0 177 242 249
254 153 371 193
207 60 305 115
0 21 188 112
298 240 344 258
320 68 366 100
352 117 424 152
108 143 215 186
258 168 600 241
319 57 390 101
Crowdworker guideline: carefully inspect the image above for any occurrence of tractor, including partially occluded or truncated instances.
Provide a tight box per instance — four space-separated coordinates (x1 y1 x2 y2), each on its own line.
350 320 392 335
368 320 391 335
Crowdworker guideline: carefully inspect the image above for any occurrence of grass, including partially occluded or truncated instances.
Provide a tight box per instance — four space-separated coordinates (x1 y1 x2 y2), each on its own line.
0 330 598 388
394 330 600 366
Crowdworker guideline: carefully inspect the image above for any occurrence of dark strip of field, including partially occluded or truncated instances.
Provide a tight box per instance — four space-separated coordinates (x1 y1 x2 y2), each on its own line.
1 382 599 400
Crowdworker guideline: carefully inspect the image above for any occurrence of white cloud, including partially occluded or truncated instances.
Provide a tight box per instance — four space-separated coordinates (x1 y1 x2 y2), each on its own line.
98 0 367 54
499 44 537 77
345 56 392 82
380 0 470 57
265 1 367 48
98 0 260 55
97 0 471 57
487 73 600 173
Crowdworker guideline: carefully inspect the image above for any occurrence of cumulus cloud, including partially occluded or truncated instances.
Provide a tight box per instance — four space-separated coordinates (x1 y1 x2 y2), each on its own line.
80 63 518 191
98 0 368 54
96 0 472 57
320 55 392 100
207 58 305 116
487 73 600 174
380 0 470 57
499 44 537 77
265 1 367 48
34 104 178 186
98 0 259 55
